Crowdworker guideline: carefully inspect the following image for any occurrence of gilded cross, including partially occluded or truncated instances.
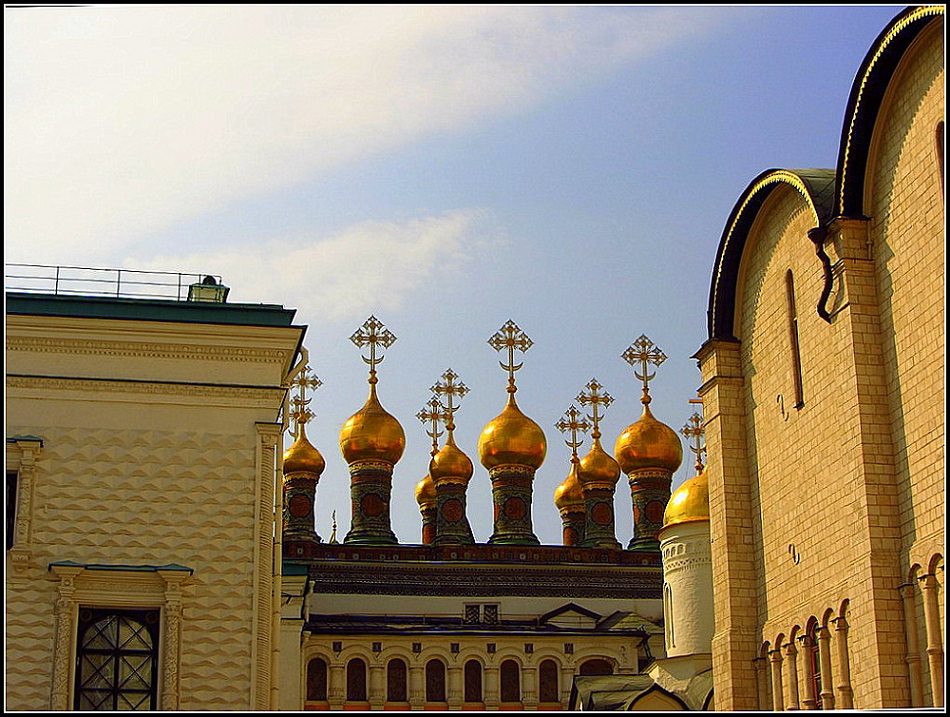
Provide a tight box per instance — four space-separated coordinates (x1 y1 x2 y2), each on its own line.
577 377 614 440
488 320 533 393
350 315 396 384
289 366 322 437
431 368 469 433
622 334 667 404
416 396 448 456
681 411 705 473
555 405 590 461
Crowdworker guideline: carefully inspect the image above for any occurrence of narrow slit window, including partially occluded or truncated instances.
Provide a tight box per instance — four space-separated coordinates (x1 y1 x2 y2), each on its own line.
936 121 944 197
425 659 446 703
307 658 328 702
387 658 407 703
346 658 367 702
464 660 483 703
539 659 560 703
785 270 805 408
500 660 521 703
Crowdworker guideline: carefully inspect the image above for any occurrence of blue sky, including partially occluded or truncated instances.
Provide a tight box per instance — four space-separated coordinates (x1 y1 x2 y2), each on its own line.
4 4 906 545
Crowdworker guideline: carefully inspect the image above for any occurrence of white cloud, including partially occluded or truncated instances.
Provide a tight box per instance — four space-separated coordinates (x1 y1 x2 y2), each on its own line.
132 208 498 323
4 5 732 262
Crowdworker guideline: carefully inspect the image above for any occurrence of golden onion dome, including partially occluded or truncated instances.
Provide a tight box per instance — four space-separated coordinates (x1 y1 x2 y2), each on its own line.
282 427 326 476
415 472 437 507
339 385 406 465
554 461 584 510
662 468 710 529
614 403 683 474
430 435 474 485
578 437 621 488
478 394 547 470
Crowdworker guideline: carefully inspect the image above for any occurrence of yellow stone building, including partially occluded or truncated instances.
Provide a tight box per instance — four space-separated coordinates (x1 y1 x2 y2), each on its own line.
696 5 945 710
5 277 305 710
5 5 944 713
5 280 671 712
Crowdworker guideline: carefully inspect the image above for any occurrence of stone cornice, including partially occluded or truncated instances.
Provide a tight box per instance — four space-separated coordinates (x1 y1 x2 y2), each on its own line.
6 374 285 405
303 554 661 599
6 336 289 364
311 565 660 599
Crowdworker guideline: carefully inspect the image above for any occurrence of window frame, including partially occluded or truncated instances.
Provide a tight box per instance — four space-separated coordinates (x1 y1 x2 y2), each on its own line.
73 607 160 711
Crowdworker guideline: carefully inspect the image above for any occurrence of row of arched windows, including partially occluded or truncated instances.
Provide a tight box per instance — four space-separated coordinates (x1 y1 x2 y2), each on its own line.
756 600 853 711
306 655 613 707
902 554 945 708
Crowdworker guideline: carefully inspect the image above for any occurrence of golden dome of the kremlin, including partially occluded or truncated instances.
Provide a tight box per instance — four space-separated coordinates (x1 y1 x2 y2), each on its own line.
614 403 683 474
339 385 406 465
554 461 584 510
415 472 437 507
578 437 621 488
282 428 326 476
430 436 474 485
478 394 546 470
662 468 710 529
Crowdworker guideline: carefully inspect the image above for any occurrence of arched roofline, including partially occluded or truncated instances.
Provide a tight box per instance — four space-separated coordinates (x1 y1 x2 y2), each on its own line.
835 6 945 217
706 168 836 340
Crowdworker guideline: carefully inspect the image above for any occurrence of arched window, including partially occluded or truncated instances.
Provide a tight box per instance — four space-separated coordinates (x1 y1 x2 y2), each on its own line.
539 659 560 704
579 658 613 676
785 270 805 408
306 657 328 702
464 659 483 704
387 658 407 703
664 582 675 649
805 621 823 710
425 659 446 703
74 608 159 710
346 657 367 702
500 659 521 703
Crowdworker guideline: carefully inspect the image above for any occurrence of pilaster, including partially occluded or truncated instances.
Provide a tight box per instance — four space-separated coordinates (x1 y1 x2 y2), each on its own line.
821 217 908 706
695 337 760 710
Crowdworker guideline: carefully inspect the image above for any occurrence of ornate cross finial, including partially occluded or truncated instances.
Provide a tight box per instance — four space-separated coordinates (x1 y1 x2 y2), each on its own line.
431 368 469 433
577 377 614 440
290 366 322 437
350 315 396 385
488 319 534 393
329 510 338 544
417 396 448 456
622 334 667 404
682 398 706 473
555 405 591 461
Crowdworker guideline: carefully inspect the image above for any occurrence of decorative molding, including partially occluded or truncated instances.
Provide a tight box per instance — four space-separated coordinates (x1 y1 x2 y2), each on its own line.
7 437 43 556
6 336 288 364
47 564 193 711
6 375 284 405
307 562 661 599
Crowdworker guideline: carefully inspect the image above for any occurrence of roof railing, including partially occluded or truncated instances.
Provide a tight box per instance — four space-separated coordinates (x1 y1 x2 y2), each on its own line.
4 263 228 302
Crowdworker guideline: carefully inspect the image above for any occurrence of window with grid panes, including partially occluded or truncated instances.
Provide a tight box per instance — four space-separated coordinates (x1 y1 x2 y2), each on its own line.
74 608 159 710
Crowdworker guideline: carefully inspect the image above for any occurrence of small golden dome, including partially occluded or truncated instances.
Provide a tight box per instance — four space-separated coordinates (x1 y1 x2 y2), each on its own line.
554 461 584 510
415 472 437 507
662 469 710 528
282 427 326 476
430 435 474 485
339 385 406 465
578 437 621 488
614 403 683 474
478 394 546 470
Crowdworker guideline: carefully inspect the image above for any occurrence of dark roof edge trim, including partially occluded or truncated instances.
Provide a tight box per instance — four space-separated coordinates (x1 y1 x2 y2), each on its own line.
835 6 945 217
707 169 835 341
